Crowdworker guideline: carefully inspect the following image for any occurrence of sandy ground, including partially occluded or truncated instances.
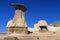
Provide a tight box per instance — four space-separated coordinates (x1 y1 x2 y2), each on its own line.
0 32 60 40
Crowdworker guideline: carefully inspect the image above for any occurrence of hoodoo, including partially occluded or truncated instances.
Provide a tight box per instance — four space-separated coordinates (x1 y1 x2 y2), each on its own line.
6 4 28 33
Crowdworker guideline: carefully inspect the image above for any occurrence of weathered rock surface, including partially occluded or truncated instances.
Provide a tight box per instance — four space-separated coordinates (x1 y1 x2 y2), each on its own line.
1 4 60 40
34 20 48 31
0 32 60 40
6 4 28 33
4 36 19 40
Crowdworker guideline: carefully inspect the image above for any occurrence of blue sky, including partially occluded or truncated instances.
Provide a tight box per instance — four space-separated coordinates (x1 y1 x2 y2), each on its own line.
0 0 60 32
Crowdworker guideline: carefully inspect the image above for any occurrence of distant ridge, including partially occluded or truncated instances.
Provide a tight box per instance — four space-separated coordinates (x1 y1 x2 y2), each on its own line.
50 21 60 27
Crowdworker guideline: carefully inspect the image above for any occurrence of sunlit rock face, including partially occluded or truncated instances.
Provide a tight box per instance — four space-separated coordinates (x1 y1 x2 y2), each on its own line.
48 26 60 32
13 10 27 27
6 4 28 33
34 20 48 30
7 4 27 27
6 20 15 27
7 19 27 27
1 4 60 40
38 20 48 26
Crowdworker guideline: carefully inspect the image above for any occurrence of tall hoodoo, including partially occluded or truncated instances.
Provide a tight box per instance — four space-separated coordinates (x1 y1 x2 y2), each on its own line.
11 4 27 27
7 4 28 33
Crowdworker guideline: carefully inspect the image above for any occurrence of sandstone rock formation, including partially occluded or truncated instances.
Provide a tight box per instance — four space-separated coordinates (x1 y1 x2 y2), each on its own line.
6 20 15 27
1 4 60 40
6 4 28 33
34 20 48 30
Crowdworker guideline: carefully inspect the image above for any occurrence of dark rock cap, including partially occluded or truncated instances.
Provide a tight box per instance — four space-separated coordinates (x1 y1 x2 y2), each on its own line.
11 3 27 12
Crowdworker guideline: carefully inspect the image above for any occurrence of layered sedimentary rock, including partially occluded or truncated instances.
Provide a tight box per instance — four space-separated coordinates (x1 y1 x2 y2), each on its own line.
6 4 28 33
3 32 60 40
34 20 48 31
1 4 60 40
